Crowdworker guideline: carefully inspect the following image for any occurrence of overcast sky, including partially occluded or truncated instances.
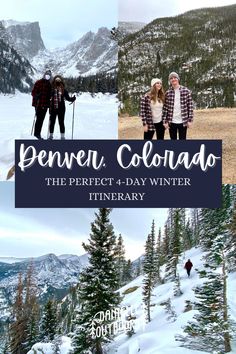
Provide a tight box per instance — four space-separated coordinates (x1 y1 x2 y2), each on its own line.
119 0 236 23
1 0 117 49
0 182 168 261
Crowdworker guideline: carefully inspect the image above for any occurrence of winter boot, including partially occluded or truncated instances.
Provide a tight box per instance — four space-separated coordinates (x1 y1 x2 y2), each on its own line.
34 134 44 140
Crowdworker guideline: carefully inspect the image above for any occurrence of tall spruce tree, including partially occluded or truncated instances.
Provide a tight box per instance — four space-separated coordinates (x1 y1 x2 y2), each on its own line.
72 208 120 354
165 209 183 281
24 263 39 351
182 219 193 250
228 201 236 271
155 228 162 284
114 234 127 287
135 257 142 277
142 220 157 322
190 208 200 246
40 299 58 342
178 186 233 353
162 223 170 264
123 259 133 283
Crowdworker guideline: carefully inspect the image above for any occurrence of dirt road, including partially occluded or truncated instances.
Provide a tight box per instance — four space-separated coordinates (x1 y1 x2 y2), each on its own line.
119 108 236 184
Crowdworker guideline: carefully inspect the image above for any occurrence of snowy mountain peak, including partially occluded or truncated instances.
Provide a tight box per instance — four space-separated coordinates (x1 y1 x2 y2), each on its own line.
1 19 31 28
2 20 45 59
0 252 89 314
31 26 117 77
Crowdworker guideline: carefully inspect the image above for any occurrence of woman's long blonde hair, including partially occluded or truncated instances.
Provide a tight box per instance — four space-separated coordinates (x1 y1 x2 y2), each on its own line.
149 83 165 104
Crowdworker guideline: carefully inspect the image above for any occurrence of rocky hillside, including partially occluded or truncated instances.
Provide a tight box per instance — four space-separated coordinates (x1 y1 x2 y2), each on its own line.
0 253 89 326
2 20 45 59
119 4 236 113
0 22 35 93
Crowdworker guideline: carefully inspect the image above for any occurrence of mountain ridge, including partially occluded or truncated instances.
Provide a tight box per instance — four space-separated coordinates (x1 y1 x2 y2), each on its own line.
0 21 117 93
119 4 236 113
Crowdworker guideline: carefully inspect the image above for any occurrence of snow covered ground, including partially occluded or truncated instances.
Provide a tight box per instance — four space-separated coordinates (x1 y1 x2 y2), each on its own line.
27 336 73 354
106 247 236 354
0 92 118 180
27 247 236 353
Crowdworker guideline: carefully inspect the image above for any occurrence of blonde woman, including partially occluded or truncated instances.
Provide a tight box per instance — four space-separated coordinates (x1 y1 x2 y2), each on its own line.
140 78 165 140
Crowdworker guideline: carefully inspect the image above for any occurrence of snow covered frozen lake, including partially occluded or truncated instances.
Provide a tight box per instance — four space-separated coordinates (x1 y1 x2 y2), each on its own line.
0 92 118 180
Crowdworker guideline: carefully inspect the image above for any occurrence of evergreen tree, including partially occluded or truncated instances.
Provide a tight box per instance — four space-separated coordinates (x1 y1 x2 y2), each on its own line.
40 299 58 342
155 228 162 284
24 263 39 351
165 209 183 281
199 185 232 251
182 219 193 250
142 220 157 322
162 223 170 264
60 285 79 334
123 259 133 284
173 273 183 297
162 298 176 322
178 186 233 353
114 234 127 287
72 208 120 354
228 201 236 271
190 208 200 246
135 257 142 277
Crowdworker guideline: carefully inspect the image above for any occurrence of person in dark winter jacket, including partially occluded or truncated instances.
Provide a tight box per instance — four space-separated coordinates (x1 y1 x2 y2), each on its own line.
31 69 52 139
48 75 76 140
184 259 193 277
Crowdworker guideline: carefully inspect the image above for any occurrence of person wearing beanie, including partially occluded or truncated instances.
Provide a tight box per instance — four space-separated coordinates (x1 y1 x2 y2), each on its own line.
48 75 76 140
31 69 52 139
140 78 166 140
162 72 193 140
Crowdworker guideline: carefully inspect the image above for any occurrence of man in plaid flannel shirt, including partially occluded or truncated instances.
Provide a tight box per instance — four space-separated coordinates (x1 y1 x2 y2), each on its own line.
162 72 193 140
31 69 52 139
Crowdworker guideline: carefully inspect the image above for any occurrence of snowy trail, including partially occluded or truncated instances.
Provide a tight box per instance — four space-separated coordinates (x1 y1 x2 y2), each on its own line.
0 92 118 180
107 247 236 354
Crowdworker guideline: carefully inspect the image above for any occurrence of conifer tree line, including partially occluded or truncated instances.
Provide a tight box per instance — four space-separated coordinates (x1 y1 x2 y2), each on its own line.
64 72 117 95
5 194 236 353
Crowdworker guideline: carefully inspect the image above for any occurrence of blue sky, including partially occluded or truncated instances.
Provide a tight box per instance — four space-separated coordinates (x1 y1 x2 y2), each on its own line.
0 182 168 261
119 0 236 23
1 0 117 49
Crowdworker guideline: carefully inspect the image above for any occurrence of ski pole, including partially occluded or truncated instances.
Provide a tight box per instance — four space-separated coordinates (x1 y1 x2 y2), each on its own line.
71 101 75 139
31 111 36 136
31 99 40 136
47 113 50 139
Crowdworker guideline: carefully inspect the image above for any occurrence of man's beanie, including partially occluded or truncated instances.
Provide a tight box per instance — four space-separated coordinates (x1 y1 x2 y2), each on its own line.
168 72 180 81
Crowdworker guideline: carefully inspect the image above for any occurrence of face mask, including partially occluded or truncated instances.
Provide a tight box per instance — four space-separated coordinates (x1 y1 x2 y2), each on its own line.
45 75 51 80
